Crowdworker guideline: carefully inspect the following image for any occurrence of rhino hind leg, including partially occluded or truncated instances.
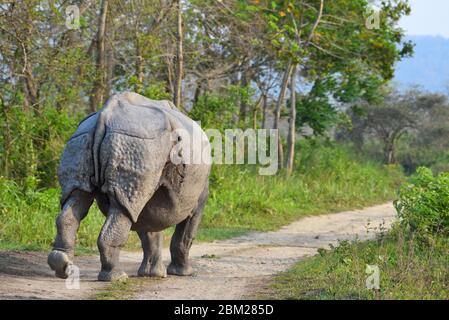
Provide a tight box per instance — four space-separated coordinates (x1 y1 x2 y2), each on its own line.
167 183 209 276
48 189 94 279
137 231 166 278
97 199 132 282
95 193 110 217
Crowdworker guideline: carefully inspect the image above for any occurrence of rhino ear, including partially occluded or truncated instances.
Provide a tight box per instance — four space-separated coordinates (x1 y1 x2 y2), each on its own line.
166 116 191 165
167 114 183 132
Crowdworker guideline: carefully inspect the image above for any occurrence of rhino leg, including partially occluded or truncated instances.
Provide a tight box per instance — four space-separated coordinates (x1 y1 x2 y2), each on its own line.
137 231 166 278
95 193 110 217
97 200 132 282
48 190 94 279
167 184 208 276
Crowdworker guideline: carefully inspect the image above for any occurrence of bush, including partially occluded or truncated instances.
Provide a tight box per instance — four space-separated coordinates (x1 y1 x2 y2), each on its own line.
189 86 248 130
0 105 84 188
395 167 449 240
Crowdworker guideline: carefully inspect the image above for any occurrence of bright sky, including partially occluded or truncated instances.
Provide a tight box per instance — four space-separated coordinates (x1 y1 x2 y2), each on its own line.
399 0 449 38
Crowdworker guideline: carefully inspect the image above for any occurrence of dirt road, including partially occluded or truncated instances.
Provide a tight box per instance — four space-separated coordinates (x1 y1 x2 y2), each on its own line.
0 203 396 300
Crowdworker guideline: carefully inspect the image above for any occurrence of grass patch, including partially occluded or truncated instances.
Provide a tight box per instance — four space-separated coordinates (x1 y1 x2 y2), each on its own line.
257 229 449 300
95 277 147 300
0 141 403 251
196 227 248 242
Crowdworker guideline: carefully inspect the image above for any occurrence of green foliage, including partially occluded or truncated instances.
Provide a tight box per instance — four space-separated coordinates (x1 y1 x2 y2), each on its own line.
189 86 243 130
294 82 339 135
258 231 448 300
141 82 172 101
0 105 84 187
395 167 449 240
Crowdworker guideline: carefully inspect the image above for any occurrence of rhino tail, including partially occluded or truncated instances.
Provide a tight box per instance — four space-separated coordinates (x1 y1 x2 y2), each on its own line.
91 95 119 187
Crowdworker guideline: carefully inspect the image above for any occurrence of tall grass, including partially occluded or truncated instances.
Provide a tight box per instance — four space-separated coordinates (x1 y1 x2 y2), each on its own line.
0 140 403 251
202 141 403 233
257 230 449 300
0 177 105 251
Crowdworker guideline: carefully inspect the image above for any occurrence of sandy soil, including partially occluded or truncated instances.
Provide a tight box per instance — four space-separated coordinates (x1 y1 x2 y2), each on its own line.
0 202 396 300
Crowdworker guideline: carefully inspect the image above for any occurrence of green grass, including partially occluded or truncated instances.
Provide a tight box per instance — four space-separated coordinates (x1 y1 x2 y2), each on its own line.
257 229 449 300
95 277 147 300
0 141 404 252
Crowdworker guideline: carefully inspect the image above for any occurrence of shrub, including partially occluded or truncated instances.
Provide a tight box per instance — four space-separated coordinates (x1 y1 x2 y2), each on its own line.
189 85 247 130
395 167 449 240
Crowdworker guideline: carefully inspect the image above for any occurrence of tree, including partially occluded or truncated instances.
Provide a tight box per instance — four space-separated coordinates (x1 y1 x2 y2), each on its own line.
90 0 109 112
174 0 184 109
234 0 411 174
366 104 415 165
339 88 449 167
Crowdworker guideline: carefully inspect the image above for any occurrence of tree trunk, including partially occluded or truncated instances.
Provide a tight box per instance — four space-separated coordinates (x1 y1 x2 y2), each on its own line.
261 93 268 129
174 0 184 110
105 17 115 98
23 64 39 111
274 61 293 170
105 46 114 98
274 61 292 131
89 0 109 112
166 55 175 97
239 67 250 122
18 11 39 113
253 94 263 130
0 95 11 177
285 65 297 175
135 32 144 93
192 79 203 106
385 141 396 165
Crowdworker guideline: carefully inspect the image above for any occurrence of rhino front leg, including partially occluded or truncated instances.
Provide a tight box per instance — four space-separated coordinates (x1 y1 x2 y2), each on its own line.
97 201 132 282
48 190 94 279
137 231 166 278
168 184 208 276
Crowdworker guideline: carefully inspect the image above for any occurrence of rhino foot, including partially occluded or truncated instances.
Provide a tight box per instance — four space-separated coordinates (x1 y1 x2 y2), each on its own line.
48 250 72 279
98 270 128 282
138 260 167 278
167 262 194 276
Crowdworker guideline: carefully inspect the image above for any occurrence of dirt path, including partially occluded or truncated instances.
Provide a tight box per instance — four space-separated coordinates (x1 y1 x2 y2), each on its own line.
0 203 396 300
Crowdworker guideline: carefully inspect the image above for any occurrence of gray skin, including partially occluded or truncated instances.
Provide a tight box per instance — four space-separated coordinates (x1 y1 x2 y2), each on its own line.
47 92 211 281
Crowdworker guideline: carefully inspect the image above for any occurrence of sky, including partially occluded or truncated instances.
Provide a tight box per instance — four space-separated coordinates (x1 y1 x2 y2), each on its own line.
399 0 449 38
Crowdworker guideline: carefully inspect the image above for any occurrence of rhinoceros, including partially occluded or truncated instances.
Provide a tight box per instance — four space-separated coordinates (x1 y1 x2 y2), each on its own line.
47 92 211 281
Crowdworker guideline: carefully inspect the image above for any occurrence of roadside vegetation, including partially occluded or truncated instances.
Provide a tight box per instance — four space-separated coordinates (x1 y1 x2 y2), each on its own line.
258 168 449 300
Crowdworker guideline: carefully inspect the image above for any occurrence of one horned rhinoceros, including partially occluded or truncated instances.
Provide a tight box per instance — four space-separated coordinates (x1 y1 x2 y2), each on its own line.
48 92 211 281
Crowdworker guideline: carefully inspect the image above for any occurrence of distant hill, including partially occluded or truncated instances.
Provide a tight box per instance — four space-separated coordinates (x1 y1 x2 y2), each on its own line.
394 35 449 94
